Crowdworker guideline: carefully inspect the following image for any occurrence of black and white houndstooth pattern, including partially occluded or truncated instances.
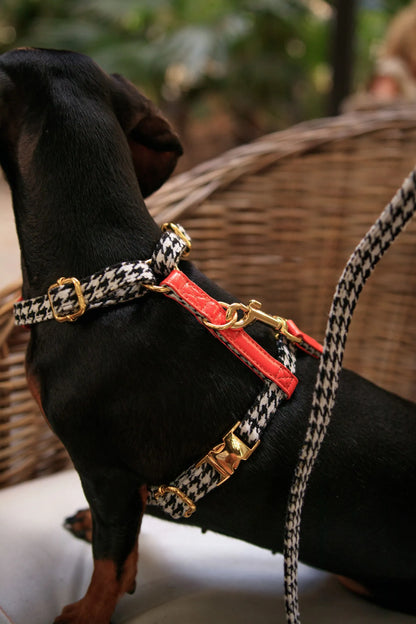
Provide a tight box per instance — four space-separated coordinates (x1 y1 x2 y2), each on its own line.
151 224 190 276
14 226 190 325
147 339 296 520
283 170 416 624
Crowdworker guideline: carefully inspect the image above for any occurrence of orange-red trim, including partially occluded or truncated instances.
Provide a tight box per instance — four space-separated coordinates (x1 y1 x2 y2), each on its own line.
285 319 323 358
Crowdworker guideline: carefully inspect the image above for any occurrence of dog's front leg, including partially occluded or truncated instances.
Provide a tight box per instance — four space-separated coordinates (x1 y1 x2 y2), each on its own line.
54 473 147 624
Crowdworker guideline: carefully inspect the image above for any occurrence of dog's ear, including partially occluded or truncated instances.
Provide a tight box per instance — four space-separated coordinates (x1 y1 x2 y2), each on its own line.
110 74 183 198
0 70 14 124
127 113 183 198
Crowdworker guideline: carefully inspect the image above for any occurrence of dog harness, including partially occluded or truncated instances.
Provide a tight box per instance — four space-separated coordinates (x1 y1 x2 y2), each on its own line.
14 222 321 520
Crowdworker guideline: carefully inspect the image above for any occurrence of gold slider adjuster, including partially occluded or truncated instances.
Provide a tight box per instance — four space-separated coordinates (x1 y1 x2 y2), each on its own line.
196 422 260 486
155 485 197 518
48 277 86 323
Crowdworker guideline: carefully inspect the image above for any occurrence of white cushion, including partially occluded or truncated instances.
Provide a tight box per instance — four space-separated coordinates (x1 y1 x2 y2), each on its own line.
0 470 411 623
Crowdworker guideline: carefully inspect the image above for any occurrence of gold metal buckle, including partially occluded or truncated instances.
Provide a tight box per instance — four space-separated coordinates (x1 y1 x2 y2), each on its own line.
154 485 197 518
196 422 260 486
154 424 259 518
204 299 302 343
47 277 86 323
162 222 192 258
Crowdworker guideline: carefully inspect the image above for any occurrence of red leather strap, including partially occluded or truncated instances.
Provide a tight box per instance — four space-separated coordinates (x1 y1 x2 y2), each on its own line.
161 270 298 398
286 319 323 358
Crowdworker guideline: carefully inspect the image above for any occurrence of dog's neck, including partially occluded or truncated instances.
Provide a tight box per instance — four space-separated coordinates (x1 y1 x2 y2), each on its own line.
10 106 159 298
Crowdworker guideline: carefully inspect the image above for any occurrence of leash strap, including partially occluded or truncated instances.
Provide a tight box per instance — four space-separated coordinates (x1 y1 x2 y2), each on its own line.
283 170 416 624
14 225 189 325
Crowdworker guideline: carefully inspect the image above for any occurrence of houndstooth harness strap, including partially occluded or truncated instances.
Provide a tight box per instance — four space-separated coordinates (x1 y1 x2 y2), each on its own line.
14 223 190 325
147 369 295 519
145 273 321 519
14 221 316 396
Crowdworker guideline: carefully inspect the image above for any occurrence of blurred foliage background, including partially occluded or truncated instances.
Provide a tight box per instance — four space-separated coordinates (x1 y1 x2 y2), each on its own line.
0 0 412 168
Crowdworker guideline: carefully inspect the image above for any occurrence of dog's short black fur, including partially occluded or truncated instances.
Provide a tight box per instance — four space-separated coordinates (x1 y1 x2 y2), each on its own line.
1 48 416 623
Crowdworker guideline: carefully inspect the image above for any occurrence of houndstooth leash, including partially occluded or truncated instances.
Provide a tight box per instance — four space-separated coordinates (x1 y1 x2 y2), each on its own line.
283 169 416 624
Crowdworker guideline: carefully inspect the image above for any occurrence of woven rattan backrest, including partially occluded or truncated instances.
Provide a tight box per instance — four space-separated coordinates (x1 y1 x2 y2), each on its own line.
1 106 416 489
0 284 71 487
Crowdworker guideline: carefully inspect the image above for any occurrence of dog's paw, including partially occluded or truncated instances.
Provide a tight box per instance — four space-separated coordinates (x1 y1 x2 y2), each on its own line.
127 579 137 595
53 600 112 624
53 602 81 623
64 508 92 543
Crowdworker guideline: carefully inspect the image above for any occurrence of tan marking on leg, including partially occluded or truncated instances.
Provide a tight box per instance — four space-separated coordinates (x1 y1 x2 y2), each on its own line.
54 551 139 623
54 485 148 623
26 369 44 414
337 575 372 597
26 368 59 436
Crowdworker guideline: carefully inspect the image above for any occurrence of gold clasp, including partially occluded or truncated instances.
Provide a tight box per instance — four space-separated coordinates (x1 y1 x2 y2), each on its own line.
155 485 197 518
196 422 260 486
204 299 301 343
154 423 260 518
47 277 86 322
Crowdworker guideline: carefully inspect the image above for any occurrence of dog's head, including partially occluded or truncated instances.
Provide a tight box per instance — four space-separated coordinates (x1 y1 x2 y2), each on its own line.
0 47 182 198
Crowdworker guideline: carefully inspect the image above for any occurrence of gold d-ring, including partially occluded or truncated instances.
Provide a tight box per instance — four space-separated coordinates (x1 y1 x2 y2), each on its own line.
162 223 192 258
142 282 171 294
155 485 196 518
203 302 239 330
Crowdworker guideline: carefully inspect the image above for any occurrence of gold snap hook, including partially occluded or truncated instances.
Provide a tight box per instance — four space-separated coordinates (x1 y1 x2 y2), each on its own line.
202 298 302 343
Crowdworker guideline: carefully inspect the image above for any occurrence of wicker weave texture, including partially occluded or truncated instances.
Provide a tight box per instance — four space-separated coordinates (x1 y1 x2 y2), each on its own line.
1 106 416 489
0 284 71 488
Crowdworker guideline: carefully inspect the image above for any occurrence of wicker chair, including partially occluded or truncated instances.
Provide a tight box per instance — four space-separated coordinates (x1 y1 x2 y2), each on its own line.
1 105 416 490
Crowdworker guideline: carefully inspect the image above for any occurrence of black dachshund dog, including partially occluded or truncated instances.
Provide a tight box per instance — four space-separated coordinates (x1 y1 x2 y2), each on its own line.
1 48 416 624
